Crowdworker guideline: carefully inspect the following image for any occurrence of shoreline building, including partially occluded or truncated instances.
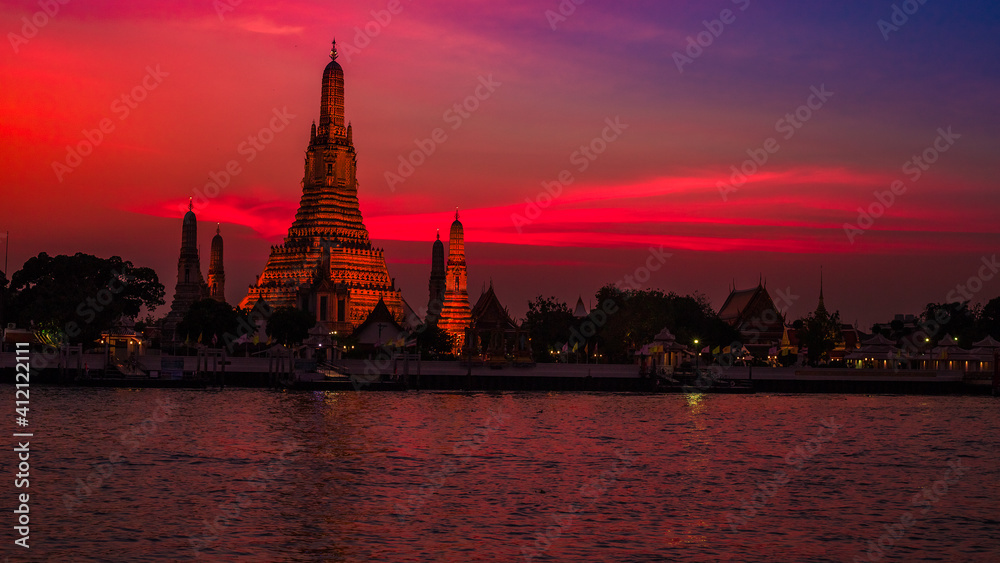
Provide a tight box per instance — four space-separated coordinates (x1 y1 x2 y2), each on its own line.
427 230 446 324
207 225 225 302
437 211 472 352
240 41 404 333
467 282 532 364
718 278 785 359
163 200 224 341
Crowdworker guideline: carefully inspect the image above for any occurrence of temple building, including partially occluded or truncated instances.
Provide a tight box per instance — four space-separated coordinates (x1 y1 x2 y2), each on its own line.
240 41 404 333
427 230 446 324
437 211 472 352
811 270 860 362
163 200 216 341
207 225 225 302
718 279 785 359
467 282 532 365
354 297 407 349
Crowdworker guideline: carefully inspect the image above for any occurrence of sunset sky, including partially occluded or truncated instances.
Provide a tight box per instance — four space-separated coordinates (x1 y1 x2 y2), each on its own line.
2 0 999 329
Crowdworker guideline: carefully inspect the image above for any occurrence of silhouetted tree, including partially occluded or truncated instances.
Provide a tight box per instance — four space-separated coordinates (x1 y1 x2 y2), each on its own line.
8 252 164 345
590 285 737 363
415 322 454 358
177 299 240 345
920 301 978 345
524 296 576 362
796 308 842 366
978 297 1000 340
266 307 315 346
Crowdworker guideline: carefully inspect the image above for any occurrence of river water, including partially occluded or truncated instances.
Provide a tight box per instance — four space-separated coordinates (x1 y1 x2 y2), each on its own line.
6 388 1000 561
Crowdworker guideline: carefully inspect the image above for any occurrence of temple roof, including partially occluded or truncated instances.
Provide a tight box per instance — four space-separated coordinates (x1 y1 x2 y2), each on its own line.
972 335 1000 348
355 297 402 331
719 288 756 323
718 283 780 327
471 283 516 330
573 296 588 318
652 328 676 343
936 334 960 347
860 333 897 348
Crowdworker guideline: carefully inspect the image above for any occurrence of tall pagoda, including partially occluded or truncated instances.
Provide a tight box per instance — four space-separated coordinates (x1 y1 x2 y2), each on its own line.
438 211 472 352
240 41 404 333
207 224 225 302
427 230 446 324
163 199 218 342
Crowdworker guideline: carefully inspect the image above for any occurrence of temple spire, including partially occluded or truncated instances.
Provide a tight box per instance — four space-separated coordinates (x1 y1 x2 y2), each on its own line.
816 266 828 317
820 266 824 300
319 38 345 136
188 196 193 212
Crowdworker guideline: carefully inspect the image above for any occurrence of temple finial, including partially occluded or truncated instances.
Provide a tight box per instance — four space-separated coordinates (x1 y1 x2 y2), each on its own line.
216 223 221 235
188 196 193 212
330 39 338 61
455 207 459 221
436 229 440 240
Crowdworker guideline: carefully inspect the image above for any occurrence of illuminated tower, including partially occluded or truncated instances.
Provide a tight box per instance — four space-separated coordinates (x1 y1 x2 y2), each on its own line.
164 199 209 341
427 230 446 323
240 41 403 333
438 211 472 352
207 224 226 303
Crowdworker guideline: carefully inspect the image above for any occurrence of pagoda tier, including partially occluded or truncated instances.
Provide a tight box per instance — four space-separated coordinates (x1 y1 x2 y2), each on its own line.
240 41 403 333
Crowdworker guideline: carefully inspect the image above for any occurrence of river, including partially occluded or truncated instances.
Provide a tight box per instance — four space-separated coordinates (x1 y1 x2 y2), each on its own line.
7 388 999 561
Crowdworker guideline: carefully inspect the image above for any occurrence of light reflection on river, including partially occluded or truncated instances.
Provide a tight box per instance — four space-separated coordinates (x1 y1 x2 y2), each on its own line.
11 388 1000 561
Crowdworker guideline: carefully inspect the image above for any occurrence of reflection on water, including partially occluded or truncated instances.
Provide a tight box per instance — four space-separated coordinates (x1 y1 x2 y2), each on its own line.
16 388 1000 561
